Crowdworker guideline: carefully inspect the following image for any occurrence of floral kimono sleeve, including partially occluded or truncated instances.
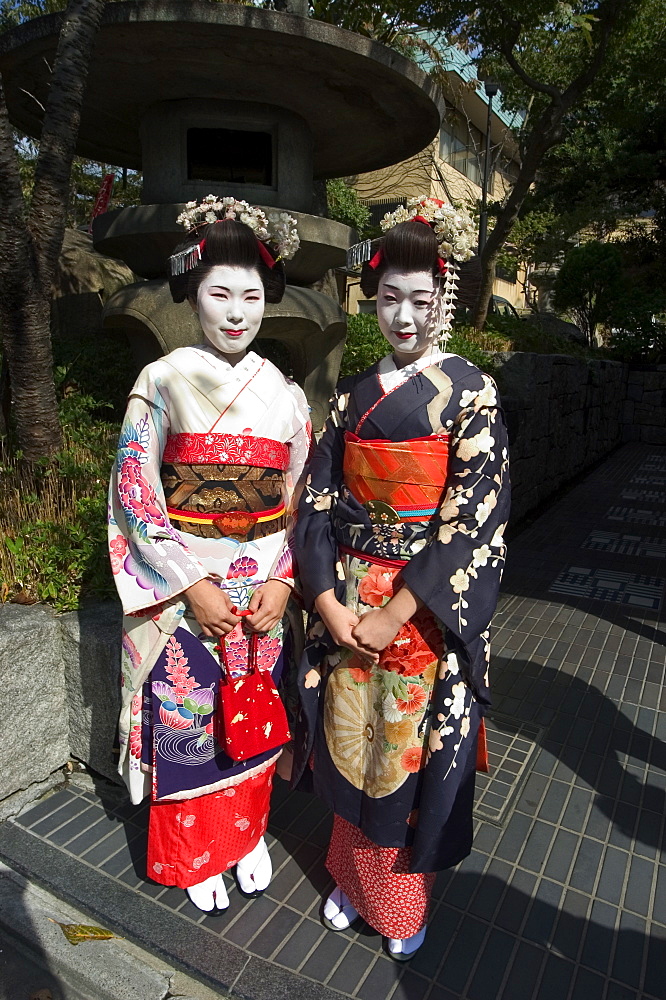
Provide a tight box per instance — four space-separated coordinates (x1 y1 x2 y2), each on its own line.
295 388 348 609
108 388 209 615
400 385 510 677
268 384 313 589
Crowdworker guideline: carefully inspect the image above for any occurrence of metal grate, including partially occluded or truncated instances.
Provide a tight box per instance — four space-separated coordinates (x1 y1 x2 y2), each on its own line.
621 489 666 503
474 713 542 826
629 474 666 486
640 454 666 470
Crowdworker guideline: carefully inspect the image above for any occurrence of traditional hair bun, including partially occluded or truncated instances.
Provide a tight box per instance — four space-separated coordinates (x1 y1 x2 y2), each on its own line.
168 219 286 304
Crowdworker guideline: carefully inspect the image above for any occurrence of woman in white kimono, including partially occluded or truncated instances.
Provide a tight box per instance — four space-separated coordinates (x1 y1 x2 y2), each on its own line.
108 198 311 912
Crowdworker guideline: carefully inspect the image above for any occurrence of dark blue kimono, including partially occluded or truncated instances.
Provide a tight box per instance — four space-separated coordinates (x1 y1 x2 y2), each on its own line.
294 353 510 873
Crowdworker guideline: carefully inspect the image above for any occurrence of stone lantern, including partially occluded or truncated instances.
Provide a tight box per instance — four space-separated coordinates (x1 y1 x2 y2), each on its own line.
0 1 441 426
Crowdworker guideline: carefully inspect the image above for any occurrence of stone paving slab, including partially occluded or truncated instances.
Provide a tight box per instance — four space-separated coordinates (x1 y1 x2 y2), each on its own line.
0 441 664 1000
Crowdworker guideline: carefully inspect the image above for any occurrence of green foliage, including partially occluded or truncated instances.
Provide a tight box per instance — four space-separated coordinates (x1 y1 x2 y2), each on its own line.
552 236 666 353
16 140 143 226
52 334 138 419
0 336 139 608
0 0 68 30
0 363 121 610
553 240 624 344
521 0 666 252
308 1 428 46
339 313 386 376
326 179 371 237
446 330 499 376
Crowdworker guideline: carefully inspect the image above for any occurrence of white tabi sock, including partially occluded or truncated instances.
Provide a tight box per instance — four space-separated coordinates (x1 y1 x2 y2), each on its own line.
322 886 359 931
186 873 219 912
213 873 229 911
236 837 272 894
387 925 427 960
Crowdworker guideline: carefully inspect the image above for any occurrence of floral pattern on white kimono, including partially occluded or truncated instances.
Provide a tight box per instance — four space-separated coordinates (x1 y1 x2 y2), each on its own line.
109 346 311 803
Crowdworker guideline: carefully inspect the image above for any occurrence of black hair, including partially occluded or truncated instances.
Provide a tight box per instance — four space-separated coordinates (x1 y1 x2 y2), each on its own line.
168 219 286 304
360 220 440 298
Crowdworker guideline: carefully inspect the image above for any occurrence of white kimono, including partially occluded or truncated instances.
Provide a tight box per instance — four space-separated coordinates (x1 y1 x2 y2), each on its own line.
108 346 311 803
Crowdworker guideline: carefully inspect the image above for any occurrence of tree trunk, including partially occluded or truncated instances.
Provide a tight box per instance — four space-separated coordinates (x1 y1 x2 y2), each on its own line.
0 75 62 459
471 0 625 330
0 0 106 462
30 0 107 293
472 132 553 330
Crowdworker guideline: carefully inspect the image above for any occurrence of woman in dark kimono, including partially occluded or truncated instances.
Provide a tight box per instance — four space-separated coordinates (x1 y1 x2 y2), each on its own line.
294 202 510 959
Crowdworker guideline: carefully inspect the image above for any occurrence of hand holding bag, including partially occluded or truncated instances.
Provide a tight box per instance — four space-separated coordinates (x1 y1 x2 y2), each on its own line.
213 610 290 762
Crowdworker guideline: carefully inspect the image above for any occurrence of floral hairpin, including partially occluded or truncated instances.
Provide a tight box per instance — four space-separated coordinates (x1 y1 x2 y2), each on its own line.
169 195 300 276
345 196 476 274
380 197 476 263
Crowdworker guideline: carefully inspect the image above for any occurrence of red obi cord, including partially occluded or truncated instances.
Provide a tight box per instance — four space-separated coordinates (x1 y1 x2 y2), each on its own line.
163 434 290 469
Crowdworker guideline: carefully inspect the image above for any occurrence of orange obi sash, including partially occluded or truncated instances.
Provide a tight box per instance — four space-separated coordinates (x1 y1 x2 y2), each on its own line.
343 432 450 521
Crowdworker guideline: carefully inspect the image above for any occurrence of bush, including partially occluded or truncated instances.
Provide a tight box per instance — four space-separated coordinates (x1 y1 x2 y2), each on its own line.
607 319 666 363
339 313 387 376
326 179 371 237
473 314 604 360
51 332 138 421
0 379 119 611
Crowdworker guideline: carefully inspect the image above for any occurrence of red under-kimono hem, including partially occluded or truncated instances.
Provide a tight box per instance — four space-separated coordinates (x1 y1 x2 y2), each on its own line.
147 765 275 888
326 815 436 938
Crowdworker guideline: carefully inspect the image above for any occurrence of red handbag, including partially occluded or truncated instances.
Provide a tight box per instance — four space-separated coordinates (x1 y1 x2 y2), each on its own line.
213 610 291 762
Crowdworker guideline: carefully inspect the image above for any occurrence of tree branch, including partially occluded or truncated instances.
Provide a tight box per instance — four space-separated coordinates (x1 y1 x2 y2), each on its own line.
499 37 564 101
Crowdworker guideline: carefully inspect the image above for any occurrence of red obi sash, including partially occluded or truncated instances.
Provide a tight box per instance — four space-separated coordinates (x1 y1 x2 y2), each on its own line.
163 433 289 470
343 432 450 519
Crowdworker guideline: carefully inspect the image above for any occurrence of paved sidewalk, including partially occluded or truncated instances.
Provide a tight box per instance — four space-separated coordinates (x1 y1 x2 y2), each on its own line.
0 442 664 1000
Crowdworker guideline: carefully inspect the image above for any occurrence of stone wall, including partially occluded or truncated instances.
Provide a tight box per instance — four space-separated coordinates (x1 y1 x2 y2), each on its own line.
0 602 122 819
623 364 666 445
493 353 629 523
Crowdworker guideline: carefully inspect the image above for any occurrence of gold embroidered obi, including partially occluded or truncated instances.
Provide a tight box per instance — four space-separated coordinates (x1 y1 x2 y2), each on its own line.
161 433 289 541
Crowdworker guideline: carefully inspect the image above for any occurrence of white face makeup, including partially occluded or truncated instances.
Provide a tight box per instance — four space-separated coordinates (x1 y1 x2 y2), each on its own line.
193 265 265 361
376 268 443 366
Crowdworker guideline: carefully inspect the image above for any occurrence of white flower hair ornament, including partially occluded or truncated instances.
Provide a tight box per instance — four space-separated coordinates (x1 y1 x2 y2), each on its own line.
381 196 476 263
169 195 300 276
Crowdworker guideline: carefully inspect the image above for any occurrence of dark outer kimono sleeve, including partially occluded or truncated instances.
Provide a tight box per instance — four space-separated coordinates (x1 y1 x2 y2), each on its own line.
295 391 348 610
400 397 510 694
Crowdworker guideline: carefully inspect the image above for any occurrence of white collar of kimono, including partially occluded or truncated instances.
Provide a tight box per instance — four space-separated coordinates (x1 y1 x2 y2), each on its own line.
377 348 451 392
191 343 262 372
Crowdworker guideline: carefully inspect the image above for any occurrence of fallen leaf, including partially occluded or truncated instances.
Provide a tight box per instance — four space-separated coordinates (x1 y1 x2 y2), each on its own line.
49 920 115 945
29 990 53 1000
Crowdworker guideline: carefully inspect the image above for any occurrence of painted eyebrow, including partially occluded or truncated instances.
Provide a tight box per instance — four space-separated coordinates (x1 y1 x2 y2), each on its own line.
382 284 434 295
207 285 262 293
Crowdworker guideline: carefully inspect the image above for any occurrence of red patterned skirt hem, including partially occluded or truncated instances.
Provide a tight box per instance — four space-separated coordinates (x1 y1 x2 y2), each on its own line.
147 765 275 888
326 815 436 938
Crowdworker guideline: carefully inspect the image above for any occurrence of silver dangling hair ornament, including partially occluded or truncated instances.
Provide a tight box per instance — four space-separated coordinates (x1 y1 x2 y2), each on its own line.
346 239 373 271
168 240 205 277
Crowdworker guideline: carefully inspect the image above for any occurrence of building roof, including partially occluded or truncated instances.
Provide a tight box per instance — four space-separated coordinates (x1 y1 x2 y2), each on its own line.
415 34 524 132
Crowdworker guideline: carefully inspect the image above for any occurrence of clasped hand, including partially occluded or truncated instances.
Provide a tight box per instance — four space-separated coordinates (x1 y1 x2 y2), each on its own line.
185 578 290 638
315 591 403 663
